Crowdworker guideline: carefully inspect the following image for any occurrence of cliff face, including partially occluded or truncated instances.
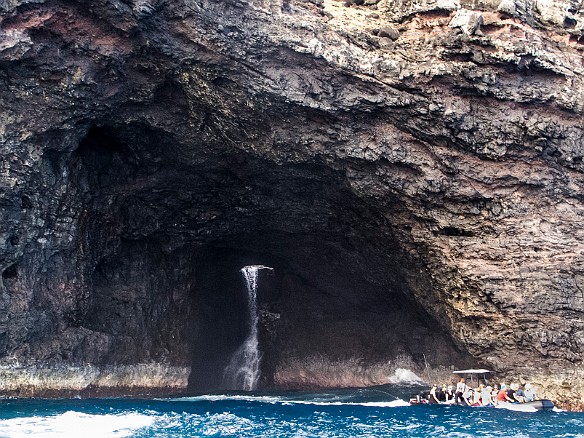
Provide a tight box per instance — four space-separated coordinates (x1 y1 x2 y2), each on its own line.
0 0 583 408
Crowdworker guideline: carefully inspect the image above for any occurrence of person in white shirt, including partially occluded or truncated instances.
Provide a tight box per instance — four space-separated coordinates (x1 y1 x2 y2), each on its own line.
455 378 467 405
481 385 493 406
523 383 537 402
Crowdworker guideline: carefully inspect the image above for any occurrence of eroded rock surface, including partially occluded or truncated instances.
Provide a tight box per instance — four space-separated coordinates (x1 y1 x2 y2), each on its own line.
0 0 583 409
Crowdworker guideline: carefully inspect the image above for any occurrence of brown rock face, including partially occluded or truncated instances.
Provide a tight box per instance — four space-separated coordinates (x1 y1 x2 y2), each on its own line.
0 0 583 409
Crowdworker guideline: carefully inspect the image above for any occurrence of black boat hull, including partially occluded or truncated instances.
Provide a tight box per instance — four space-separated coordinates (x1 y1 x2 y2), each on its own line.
524 399 555 411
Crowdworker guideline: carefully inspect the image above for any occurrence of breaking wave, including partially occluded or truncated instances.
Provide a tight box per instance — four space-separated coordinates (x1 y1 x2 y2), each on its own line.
388 368 425 385
0 411 153 437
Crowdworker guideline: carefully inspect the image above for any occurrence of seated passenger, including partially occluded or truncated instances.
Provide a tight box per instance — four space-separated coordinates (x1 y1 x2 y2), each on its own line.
497 384 508 402
438 384 447 402
506 383 519 402
463 386 473 406
429 384 440 403
446 385 455 403
481 385 493 406
514 384 525 403
455 378 467 405
523 383 537 402
491 385 500 406
472 385 483 406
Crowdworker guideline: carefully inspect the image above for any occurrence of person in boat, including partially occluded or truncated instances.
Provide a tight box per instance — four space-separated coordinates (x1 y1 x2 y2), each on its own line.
506 383 519 402
523 383 537 402
472 384 483 406
481 385 493 406
514 383 525 402
429 384 440 403
438 384 447 403
497 384 509 402
446 385 455 403
491 385 500 406
455 377 467 405
462 385 474 406
477 383 488 405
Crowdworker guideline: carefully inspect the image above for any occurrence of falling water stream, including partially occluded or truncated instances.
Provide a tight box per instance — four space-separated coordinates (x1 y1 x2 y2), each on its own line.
223 265 271 390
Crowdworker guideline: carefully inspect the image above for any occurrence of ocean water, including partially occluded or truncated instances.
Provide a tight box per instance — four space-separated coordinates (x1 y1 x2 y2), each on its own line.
0 386 582 437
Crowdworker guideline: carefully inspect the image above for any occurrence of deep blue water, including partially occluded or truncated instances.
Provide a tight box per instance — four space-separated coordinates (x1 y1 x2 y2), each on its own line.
0 386 582 437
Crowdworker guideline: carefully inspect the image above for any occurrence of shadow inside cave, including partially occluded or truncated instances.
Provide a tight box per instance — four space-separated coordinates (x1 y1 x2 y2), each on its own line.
15 122 477 392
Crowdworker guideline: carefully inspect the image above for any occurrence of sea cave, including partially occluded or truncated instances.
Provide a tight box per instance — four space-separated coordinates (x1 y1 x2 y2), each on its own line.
0 0 583 410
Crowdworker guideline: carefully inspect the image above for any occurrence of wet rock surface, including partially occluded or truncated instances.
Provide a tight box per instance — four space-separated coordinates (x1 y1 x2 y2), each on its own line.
0 0 583 409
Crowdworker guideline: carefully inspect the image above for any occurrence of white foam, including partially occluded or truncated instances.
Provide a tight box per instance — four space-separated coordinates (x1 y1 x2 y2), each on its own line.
281 399 409 407
388 368 425 385
357 400 411 408
169 394 283 404
199 412 256 435
0 411 154 437
167 394 409 407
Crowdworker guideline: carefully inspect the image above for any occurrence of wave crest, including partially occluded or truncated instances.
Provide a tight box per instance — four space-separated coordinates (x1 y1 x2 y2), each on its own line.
0 411 154 437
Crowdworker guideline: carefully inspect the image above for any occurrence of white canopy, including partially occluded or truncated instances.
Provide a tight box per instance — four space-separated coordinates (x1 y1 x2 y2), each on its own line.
452 369 492 374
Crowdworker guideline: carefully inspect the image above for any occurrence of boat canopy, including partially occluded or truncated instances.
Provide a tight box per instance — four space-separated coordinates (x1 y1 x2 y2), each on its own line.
452 369 492 374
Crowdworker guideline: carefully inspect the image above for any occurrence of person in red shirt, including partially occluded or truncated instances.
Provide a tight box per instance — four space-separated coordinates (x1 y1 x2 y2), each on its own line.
497 384 508 401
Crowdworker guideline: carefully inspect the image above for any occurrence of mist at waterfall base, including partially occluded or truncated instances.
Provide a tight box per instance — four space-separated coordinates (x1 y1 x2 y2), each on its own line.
0 389 582 437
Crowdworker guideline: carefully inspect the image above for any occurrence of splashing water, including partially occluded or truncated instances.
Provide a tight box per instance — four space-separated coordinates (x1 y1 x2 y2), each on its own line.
223 265 269 390
0 391 578 438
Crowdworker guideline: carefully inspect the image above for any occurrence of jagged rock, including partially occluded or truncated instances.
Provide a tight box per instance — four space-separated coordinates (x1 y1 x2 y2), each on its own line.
449 8 484 35
497 0 517 16
381 0 459 22
378 25 400 40
0 0 583 410
0 29 32 60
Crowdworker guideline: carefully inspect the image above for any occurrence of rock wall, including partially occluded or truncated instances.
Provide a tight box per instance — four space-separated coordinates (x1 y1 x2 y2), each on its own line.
0 0 583 409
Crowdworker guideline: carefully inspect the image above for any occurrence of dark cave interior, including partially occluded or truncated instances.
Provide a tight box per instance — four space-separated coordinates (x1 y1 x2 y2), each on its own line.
23 121 476 390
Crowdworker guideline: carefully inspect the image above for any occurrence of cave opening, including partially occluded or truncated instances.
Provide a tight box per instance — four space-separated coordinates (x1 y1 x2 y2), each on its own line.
50 121 476 392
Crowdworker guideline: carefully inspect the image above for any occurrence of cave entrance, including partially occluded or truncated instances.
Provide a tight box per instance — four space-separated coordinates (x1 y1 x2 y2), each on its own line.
61 122 474 393
189 250 278 392
190 257 275 392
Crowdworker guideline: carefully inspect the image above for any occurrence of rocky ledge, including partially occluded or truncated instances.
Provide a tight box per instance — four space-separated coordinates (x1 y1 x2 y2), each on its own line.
0 0 583 410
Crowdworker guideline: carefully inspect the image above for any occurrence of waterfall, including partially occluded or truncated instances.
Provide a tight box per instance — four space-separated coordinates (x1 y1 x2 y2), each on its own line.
223 265 270 391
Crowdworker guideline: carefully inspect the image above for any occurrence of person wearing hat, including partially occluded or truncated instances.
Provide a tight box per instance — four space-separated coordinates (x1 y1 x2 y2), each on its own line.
497 383 508 402
481 385 493 406
524 383 537 402
506 383 520 402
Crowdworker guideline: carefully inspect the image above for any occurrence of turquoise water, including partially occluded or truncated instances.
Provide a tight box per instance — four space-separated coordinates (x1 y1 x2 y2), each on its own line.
0 386 582 437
